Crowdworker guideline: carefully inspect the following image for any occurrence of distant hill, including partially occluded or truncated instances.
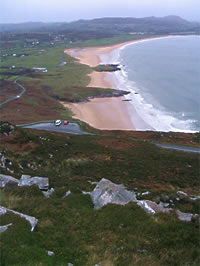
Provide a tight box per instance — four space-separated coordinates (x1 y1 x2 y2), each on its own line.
69 16 200 34
0 16 199 34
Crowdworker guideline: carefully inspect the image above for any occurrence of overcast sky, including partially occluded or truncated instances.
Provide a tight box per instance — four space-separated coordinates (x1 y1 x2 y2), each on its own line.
1 0 200 24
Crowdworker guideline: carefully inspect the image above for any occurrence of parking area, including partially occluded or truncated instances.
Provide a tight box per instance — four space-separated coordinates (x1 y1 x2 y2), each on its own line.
23 121 93 135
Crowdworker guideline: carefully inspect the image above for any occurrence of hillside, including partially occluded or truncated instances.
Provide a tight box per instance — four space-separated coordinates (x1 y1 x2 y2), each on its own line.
0 122 200 265
0 15 200 265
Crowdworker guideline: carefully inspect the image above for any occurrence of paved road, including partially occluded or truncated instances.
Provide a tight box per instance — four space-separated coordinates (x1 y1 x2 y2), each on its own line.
153 142 200 154
0 77 26 107
23 122 94 135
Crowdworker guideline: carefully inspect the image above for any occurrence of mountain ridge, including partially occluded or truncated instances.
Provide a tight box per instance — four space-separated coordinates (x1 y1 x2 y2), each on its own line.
0 15 199 34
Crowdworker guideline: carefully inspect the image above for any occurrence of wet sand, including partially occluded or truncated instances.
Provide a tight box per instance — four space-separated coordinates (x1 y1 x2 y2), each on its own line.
63 37 162 130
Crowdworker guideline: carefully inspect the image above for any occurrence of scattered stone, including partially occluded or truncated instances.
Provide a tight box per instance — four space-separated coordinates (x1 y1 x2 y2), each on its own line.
177 191 188 197
6 167 14 174
176 210 198 222
0 223 12 233
67 263 74 266
0 206 38 232
177 191 189 200
137 200 198 223
63 190 71 198
0 174 19 188
159 202 170 208
138 200 173 214
18 164 23 169
82 191 91 195
141 191 150 196
88 180 98 185
42 188 55 198
27 163 37 171
18 175 49 191
189 196 200 201
47 251 55 256
137 200 155 214
90 178 137 209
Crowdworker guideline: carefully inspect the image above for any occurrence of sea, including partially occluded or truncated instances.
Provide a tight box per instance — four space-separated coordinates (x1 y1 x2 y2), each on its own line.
101 36 200 132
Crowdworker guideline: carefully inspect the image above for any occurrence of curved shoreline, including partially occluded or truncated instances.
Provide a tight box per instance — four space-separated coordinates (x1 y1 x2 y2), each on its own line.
63 35 179 131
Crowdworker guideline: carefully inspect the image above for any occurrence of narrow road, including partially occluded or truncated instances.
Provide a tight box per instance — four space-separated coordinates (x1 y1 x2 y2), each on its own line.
0 77 26 107
153 142 200 154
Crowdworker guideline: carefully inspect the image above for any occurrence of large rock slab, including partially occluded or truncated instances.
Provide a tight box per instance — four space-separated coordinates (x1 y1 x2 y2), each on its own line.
176 210 198 222
91 178 137 209
0 206 38 232
0 223 12 233
18 175 49 191
0 174 19 188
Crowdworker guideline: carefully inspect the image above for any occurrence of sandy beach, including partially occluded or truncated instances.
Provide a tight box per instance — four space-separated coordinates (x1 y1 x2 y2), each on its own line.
63 37 160 130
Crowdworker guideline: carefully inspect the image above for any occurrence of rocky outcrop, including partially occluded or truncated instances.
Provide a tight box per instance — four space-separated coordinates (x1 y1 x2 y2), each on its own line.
88 90 130 101
18 175 49 191
0 206 38 232
0 174 19 188
90 178 137 209
93 64 121 72
90 179 198 223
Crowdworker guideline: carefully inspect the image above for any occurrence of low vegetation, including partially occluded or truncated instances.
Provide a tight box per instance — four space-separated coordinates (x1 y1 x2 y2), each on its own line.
0 124 200 265
93 64 121 72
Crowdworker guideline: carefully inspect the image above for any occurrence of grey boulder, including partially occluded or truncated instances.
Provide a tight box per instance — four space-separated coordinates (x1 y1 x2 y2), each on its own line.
19 175 49 190
91 178 137 209
0 174 19 188
0 223 12 233
137 200 172 214
176 210 198 222
0 206 38 232
47 251 55 256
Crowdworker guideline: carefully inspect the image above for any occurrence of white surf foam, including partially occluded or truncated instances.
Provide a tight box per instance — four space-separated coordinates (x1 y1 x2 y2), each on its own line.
100 38 198 133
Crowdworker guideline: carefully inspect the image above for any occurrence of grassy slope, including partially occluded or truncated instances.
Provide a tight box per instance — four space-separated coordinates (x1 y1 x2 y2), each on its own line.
0 127 199 265
0 42 114 123
1 35 154 124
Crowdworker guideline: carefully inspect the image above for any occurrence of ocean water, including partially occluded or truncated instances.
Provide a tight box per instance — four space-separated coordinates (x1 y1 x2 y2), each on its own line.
102 36 200 132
